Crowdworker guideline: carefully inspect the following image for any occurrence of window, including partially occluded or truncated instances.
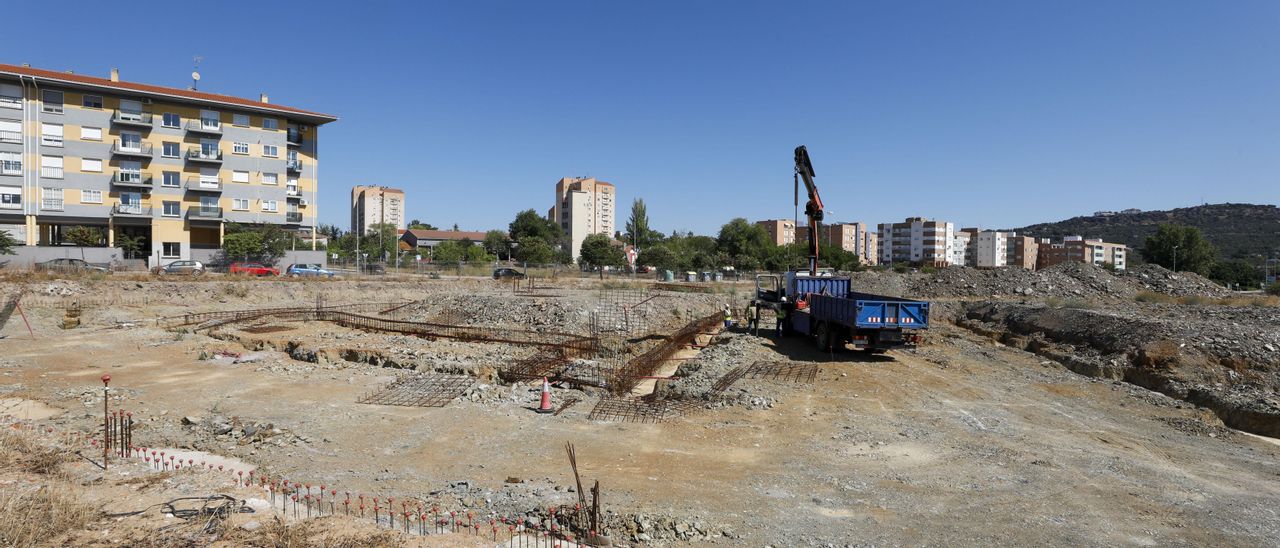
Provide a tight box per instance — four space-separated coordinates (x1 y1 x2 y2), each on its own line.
162 113 181 128
0 84 20 108
80 189 102 204
0 120 18 143
262 200 278 212
199 109 220 130
232 198 250 211
41 123 63 147
162 171 180 187
0 187 20 208
162 142 180 158
199 166 218 183
42 187 63 210
232 170 249 183
162 201 180 217
262 172 278 185
120 131 142 151
82 95 103 109
262 118 278 130
81 126 102 141
262 144 278 157
41 90 63 114
233 142 249 155
161 242 180 258
81 158 102 173
40 156 63 179
0 151 20 175
200 138 219 157
233 114 249 126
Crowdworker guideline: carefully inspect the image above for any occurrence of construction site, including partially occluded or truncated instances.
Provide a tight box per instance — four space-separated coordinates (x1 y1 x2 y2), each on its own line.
0 262 1277 547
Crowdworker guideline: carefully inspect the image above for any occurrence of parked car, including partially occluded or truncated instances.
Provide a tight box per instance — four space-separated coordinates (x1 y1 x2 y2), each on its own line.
35 258 110 274
361 262 386 275
493 267 526 280
230 262 280 277
151 260 205 276
285 263 335 278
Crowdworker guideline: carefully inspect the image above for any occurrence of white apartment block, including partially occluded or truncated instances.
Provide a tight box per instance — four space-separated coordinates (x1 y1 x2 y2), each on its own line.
549 177 615 260
973 230 1008 268
877 217 956 266
351 185 405 235
950 231 971 266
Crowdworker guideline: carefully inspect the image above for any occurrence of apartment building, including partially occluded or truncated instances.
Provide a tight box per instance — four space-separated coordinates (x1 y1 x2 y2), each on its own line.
1038 236 1128 270
877 217 956 266
351 185 405 235
548 177 615 260
1006 233 1039 270
0 64 335 264
973 230 1009 268
756 219 796 246
951 230 972 267
794 222 879 266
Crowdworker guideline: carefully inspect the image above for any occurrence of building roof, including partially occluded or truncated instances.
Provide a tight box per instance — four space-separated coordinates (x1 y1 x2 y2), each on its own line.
0 63 337 124
401 229 488 242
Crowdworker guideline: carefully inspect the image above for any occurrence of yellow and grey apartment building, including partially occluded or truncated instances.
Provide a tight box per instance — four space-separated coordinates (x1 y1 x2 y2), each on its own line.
0 63 336 264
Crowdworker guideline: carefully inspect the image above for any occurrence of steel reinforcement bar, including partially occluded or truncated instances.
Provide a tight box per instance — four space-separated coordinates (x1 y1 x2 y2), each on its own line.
607 312 721 395
158 302 412 329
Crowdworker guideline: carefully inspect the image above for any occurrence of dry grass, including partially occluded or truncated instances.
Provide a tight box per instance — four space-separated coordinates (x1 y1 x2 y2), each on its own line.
1133 291 1280 308
1134 291 1177 304
0 485 100 548
0 428 72 475
223 516 401 548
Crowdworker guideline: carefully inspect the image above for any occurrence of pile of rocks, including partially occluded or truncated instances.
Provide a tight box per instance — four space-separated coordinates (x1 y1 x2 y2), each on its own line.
1120 264 1232 297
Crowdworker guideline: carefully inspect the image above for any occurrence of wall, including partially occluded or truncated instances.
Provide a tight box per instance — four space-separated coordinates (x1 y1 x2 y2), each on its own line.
2 245 123 267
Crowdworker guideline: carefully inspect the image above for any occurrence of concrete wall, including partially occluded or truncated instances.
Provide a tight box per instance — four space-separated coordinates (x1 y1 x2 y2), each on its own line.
2 245 123 268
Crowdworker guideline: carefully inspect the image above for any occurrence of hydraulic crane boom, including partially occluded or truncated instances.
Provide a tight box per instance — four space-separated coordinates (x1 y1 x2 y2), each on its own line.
794 145 824 276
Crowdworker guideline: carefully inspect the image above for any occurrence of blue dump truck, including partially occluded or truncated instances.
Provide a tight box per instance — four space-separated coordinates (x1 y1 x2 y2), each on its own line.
754 272 930 353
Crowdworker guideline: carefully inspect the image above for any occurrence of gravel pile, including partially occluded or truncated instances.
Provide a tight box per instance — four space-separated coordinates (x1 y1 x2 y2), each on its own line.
659 332 779 408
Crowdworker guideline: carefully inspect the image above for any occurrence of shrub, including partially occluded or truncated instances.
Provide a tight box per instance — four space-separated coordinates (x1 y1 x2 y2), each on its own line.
1134 291 1175 304
1268 282 1280 297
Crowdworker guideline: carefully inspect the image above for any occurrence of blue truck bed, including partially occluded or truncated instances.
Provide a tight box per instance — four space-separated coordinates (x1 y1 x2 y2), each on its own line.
808 292 929 329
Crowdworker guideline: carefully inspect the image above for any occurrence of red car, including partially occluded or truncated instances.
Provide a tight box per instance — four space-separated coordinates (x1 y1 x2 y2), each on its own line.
229 262 280 277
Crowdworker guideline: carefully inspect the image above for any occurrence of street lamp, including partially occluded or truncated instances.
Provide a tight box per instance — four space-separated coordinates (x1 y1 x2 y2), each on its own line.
1172 245 1179 272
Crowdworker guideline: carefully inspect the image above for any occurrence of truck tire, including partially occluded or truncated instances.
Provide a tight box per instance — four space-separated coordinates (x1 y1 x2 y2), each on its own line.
815 322 832 353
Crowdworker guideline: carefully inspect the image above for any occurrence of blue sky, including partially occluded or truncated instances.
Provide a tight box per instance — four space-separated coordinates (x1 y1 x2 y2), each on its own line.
8 0 1279 234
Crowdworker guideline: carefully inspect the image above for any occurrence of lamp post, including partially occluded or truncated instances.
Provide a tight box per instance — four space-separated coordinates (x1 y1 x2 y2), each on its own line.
1172 245 1179 272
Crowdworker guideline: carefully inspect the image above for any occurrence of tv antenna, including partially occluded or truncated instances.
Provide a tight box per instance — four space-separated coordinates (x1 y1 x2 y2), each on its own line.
191 56 203 90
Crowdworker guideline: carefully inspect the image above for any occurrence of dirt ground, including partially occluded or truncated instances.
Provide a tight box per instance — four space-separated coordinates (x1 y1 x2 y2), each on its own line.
1 277 1278 546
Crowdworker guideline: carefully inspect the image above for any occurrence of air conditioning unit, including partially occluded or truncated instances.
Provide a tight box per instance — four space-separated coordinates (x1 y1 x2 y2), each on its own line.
300 199 308 206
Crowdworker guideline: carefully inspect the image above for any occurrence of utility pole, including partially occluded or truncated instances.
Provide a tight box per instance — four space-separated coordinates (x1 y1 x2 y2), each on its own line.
1172 245 1179 272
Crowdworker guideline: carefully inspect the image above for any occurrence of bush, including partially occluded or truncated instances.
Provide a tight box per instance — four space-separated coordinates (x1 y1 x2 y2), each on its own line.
1268 282 1280 297
1134 291 1176 304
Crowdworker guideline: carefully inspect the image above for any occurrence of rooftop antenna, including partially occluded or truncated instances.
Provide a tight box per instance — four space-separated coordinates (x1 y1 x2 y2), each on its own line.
191 56 203 90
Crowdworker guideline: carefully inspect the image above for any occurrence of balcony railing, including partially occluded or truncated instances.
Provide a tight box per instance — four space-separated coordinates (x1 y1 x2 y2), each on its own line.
188 206 223 220
286 186 300 197
112 141 154 157
186 120 222 135
285 159 302 172
186 147 223 162
111 171 153 187
0 130 19 144
0 96 20 109
40 167 63 179
286 212 303 223
286 130 303 145
111 203 152 216
185 177 223 192
111 110 153 127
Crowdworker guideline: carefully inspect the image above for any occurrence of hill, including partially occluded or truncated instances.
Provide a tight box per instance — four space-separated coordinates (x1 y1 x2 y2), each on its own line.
1011 203 1280 260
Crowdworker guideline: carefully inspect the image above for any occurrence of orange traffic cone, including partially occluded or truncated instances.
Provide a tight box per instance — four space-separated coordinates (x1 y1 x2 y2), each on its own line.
536 377 553 414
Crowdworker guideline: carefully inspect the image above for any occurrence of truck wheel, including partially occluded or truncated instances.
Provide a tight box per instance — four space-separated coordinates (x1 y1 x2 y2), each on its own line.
815 322 832 353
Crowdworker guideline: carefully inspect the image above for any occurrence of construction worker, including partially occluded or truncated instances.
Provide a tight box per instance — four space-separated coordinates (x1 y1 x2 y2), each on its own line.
722 303 733 329
775 304 787 337
747 302 760 335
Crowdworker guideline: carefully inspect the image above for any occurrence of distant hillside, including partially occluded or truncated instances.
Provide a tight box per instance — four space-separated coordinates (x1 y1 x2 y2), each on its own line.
1011 203 1280 260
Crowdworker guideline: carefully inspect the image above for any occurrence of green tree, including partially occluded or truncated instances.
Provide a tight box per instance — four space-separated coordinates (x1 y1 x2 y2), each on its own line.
624 198 659 248
115 232 144 260
483 230 511 259
362 223 400 263
715 218 769 268
513 236 554 264
408 219 437 230
65 226 103 247
318 223 343 240
0 229 19 255
1209 260 1261 288
1142 224 1217 274
579 233 625 268
509 209 561 244
222 231 264 261
637 245 678 270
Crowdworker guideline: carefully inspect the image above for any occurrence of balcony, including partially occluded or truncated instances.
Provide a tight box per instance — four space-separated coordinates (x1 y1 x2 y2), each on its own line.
111 171 153 188
286 129 303 146
285 159 302 172
186 147 223 163
186 120 222 135
112 141 154 158
187 206 223 220
286 212 303 224
286 186 300 197
111 203 152 217
0 130 19 144
0 95 20 109
111 110 153 128
185 177 223 193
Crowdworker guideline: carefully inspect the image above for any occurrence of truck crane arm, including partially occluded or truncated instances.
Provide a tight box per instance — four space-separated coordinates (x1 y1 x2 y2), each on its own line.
795 145 824 276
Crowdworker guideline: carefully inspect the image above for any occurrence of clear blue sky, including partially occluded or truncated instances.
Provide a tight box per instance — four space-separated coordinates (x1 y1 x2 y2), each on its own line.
9 0 1279 234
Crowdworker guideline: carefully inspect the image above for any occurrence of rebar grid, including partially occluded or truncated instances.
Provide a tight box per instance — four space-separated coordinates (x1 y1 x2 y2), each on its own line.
607 313 721 395
587 396 696 423
746 361 819 384
357 373 475 407
711 365 750 393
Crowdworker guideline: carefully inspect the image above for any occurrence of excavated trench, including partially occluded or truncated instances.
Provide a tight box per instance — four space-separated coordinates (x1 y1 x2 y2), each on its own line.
959 302 1280 438
203 328 499 379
